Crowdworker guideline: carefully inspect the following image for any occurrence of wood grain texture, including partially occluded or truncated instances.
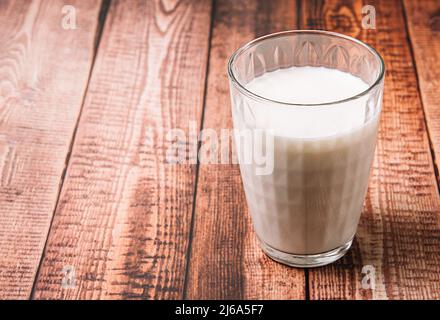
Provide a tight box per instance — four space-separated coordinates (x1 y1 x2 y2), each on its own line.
32 0 212 299
299 0 440 299
185 0 306 300
0 0 101 299
404 0 440 189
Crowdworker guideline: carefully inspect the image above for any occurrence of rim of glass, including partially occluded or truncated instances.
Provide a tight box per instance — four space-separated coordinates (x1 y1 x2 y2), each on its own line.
227 30 385 107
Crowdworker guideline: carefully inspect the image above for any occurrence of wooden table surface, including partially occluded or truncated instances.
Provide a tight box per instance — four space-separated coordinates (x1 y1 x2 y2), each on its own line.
1 0 440 300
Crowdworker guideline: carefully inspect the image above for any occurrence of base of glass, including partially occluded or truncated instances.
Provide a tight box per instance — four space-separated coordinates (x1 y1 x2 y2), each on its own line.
259 238 354 268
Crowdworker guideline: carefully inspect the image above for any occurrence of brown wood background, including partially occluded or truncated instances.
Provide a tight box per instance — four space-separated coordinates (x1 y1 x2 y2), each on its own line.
0 0 439 300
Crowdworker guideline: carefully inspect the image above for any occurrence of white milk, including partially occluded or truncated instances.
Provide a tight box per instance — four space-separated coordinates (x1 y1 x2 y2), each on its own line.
236 66 380 255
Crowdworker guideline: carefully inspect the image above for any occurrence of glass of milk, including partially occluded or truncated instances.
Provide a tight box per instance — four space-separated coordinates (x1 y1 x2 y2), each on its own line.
227 30 385 267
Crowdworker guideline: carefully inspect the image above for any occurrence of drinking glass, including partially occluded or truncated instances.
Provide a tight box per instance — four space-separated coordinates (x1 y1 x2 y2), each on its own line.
227 30 385 267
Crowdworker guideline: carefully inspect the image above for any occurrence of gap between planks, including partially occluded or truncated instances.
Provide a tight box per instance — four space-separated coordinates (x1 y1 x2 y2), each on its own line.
29 0 112 300
401 0 440 194
182 0 216 299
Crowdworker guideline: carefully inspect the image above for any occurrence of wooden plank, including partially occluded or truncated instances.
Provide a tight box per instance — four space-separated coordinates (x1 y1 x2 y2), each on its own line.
32 0 212 299
404 0 440 189
0 0 102 299
299 0 440 299
185 0 306 299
